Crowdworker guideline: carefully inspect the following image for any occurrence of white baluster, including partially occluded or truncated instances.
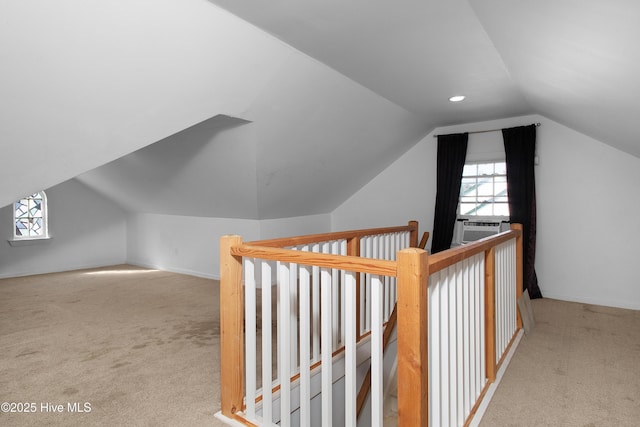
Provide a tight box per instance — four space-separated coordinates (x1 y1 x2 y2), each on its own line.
279 263 291 427
244 259 256 420
370 275 384 427
321 246 332 427
289 253 298 375
299 263 311 427
261 261 273 426
429 271 441 426
312 244 320 362
332 241 340 349
345 271 357 427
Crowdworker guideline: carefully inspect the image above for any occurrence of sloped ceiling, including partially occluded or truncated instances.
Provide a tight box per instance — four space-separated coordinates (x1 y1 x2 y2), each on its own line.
4 0 640 218
0 0 292 208
210 0 640 157
249 53 430 219
470 0 640 157
208 0 532 125
76 52 430 219
76 115 260 218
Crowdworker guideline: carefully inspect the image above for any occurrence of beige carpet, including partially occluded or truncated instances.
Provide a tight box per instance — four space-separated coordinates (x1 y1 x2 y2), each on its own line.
0 265 226 427
480 298 640 426
3 266 639 427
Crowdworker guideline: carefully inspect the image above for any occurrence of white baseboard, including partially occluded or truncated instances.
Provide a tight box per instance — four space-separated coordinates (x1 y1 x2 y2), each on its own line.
468 329 524 427
0 260 127 279
542 292 640 311
214 411 247 427
126 260 220 280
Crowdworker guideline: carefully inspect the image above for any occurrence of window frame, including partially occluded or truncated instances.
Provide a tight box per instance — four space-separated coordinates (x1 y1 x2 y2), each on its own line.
12 191 50 241
458 160 510 218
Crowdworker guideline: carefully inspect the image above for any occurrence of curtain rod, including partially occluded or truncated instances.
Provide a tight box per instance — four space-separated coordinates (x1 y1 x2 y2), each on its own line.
433 122 541 138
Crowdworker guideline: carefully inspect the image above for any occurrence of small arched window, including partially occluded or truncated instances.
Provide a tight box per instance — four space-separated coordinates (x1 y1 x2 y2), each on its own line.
14 191 48 239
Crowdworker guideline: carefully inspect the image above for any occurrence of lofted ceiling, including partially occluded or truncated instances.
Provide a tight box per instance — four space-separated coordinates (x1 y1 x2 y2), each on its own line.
3 0 640 218
209 0 640 157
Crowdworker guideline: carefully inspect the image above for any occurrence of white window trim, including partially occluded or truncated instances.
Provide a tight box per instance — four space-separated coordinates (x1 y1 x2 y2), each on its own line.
7 237 53 247
9 191 50 245
458 160 509 218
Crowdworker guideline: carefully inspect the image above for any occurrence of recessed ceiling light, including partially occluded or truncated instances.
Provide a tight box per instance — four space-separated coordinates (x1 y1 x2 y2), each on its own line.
449 95 466 102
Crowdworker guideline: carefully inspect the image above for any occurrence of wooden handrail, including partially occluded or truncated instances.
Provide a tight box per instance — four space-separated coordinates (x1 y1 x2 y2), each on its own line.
427 228 521 274
220 223 522 427
231 245 398 276
245 221 418 248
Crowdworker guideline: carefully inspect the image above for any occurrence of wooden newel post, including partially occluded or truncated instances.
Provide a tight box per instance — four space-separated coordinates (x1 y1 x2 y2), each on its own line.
397 247 429 426
220 235 244 417
511 223 524 330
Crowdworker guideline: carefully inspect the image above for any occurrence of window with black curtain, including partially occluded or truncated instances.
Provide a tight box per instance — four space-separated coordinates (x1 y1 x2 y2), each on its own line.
503 124 542 298
431 133 468 253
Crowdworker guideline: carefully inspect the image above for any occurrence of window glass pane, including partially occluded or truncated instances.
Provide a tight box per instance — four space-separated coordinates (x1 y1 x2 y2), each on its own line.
494 204 510 216
30 218 43 235
477 163 494 175
476 203 494 215
29 199 42 217
477 178 494 196
460 177 477 196
15 201 28 218
460 196 476 204
495 180 508 196
460 203 477 215
13 191 47 239
16 219 29 236
462 164 477 177
458 161 509 217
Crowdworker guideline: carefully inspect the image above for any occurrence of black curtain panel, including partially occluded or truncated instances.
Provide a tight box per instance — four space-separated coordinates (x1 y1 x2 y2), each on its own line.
503 124 542 298
431 133 468 253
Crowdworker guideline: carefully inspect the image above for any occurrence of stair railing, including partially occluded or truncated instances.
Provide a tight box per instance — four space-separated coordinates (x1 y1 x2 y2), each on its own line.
219 222 522 427
219 221 419 426
396 224 523 426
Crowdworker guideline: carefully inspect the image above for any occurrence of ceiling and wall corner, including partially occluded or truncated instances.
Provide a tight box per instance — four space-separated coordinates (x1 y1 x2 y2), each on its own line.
331 113 640 309
73 50 430 220
3 0 640 221
206 0 533 124
248 52 430 219
75 115 261 219
469 0 640 158
0 0 292 208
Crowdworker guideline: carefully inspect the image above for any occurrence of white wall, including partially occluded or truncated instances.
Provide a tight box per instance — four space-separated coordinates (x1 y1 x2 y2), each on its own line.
126 212 332 279
331 132 437 238
333 114 640 310
0 179 127 278
259 214 331 240
0 0 292 208
126 213 261 280
535 118 640 309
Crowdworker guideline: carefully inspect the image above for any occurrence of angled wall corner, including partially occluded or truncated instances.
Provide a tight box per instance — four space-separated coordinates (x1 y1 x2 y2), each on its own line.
0 0 292 208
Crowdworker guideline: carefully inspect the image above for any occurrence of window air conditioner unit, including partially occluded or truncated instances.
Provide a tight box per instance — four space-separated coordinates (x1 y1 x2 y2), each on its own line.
461 220 501 244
